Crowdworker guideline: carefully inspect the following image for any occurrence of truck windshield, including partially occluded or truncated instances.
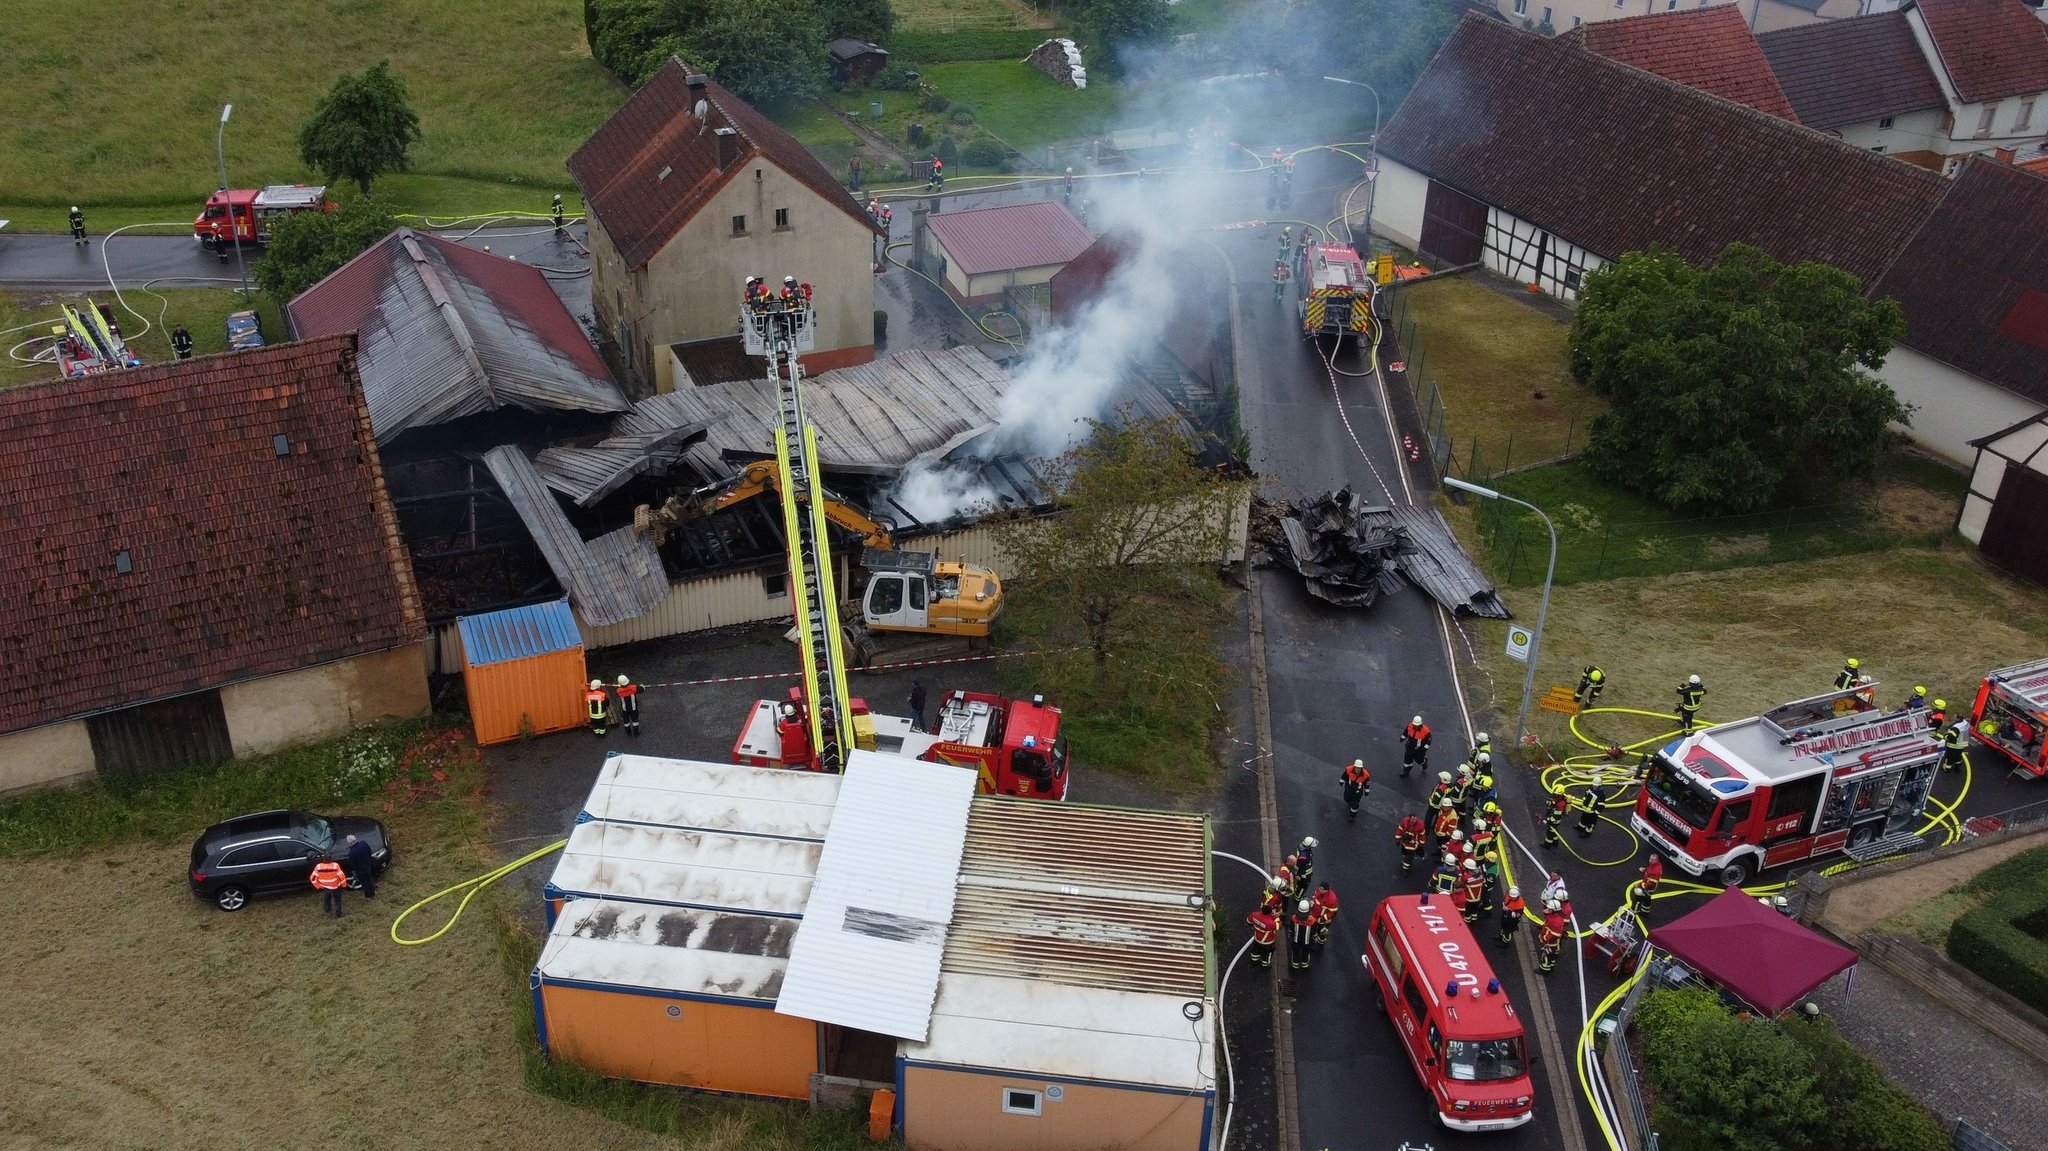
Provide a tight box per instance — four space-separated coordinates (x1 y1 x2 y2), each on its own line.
1445 1037 1526 1082
1645 758 1717 830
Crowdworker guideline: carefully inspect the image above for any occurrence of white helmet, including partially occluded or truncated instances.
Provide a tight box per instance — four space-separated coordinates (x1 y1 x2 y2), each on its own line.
1412 715 1424 726
615 674 630 687
1471 818 1487 832
1450 829 1465 842
1301 836 1318 849
1544 898 1560 912
71 205 79 213
588 679 602 690
1351 758 1364 768
1438 771 1452 784
1458 764 1473 777
1442 852 1457 866
1689 674 1702 685
1508 886 1520 898
1463 858 1479 870
1476 732 1490 744
1268 875 1286 892
1298 899 1312 913
1477 752 1492 765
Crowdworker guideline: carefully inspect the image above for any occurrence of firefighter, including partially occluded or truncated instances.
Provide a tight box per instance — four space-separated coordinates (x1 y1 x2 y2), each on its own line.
1469 817 1496 861
1273 258 1290 302
1063 166 1074 201
1401 715 1432 777
798 281 814 304
1835 657 1862 690
1640 854 1664 895
1074 198 1090 226
1247 903 1279 968
1472 761 1497 809
212 219 232 263
1340 758 1371 817
1676 675 1705 734
743 276 764 311
1543 784 1569 848
1902 685 1929 711
1459 860 1485 924
1940 721 1969 772
583 678 611 737
1576 784 1606 838
1288 899 1317 971
1449 868 1472 921
1927 699 1949 731
615 674 641 737
170 324 194 360
1259 875 1288 917
929 155 944 190
1431 853 1458 896
1576 665 1606 708
1294 838 1317 891
1446 764 1471 814
1469 731 1493 765
780 275 799 303
1311 883 1339 952
1626 879 1653 921
1426 770 1453 815
1481 852 1502 907
551 193 565 236
69 206 87 245
1541 870 1568 909
1538 909 1566 974
1432 802 1460 845
1498 886 1526 947
1277 226 1293 260
1396 811 1427 871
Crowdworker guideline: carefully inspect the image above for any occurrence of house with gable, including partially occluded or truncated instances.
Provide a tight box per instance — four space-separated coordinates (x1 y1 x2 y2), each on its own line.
1489 0 1853 38
569 58 881 393
1560 5 1801 121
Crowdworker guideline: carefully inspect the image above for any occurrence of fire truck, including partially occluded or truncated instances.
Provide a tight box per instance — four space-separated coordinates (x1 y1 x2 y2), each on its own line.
1295 239 1372 344
1632 686 1941 886
193 185 329 245
1971 658 2048 778
52 300 140 377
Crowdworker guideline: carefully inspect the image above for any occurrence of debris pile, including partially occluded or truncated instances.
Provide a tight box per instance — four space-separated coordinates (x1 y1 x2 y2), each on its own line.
1256 488 1512 618
1025 38 1087 89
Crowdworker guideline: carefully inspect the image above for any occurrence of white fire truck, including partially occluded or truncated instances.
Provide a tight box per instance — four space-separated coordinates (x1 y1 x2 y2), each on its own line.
1632 686 1941 886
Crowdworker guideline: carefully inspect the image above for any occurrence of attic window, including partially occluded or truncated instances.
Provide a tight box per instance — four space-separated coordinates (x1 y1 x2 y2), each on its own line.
115 550 133 575
658 165 674 182
273 434 291 456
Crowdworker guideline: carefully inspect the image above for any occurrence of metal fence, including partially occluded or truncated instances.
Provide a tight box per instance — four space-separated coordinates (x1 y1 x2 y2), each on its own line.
1954 1119 2014 1151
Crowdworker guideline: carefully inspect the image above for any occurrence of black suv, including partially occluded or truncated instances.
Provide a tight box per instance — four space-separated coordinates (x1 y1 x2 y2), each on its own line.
188 810 392 912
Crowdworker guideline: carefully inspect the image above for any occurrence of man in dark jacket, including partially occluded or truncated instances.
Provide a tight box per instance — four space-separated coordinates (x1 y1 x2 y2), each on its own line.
344 833 377 900
909 678 929 732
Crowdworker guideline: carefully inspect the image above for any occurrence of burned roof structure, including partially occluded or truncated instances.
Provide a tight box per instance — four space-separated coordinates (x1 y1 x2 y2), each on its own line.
1261 488 1510 617
287 228 628 443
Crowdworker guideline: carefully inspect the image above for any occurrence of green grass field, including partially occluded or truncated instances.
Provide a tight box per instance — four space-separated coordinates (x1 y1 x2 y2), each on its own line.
3 287 287 390
919 61 1120 151
0 0 625 229
893 0 1055 31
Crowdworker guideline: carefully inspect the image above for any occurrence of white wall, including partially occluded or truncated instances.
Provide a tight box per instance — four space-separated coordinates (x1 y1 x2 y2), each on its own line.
1484 209 1606 300
0 720 95 794
1371 158 1430 254
1874 344 2046 467
1833 108 1950 159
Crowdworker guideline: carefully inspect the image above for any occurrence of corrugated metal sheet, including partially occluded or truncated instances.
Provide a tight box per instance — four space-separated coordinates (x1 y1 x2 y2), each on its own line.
579 754 842 839
924 202 1096 278
775 751 978 1041
481 446 669 627
906 974 1214 1091
457 600 582 666
288 229 626 443
535 898 794 1000
546 819 821 917
1370 504 1512 619
535 420 709 508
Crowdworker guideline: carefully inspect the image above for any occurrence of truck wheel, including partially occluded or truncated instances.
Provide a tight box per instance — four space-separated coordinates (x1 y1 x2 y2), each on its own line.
1849 824 1878 849
1716 857 1754 888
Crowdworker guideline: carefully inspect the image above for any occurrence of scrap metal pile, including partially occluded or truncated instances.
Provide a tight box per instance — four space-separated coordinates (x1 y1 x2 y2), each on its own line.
1256 488 1511 618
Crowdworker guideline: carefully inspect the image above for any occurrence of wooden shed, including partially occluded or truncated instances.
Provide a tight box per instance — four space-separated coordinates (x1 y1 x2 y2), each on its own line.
457 600 587 745
1959 411 2048 582
828 38 890 84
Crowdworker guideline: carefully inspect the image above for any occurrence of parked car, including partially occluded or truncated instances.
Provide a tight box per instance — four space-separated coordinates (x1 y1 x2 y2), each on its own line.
225 309 265 350
188 810 392 911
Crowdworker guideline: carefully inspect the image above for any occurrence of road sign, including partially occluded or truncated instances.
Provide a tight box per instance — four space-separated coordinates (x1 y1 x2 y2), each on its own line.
1538 685 1581 715
1506 626 1532 662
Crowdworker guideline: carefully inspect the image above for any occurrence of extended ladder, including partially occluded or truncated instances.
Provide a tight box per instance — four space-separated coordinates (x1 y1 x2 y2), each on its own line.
742 297 855 772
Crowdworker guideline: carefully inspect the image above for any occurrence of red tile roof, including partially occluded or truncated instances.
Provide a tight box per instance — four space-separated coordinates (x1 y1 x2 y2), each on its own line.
1757 12 1948 130
1911 0 2048 104
1869 157 2048 405
568 57 880 270
1566 5 1800 122
924 202 1095 278
0 336 424 735
1380 16 1946 286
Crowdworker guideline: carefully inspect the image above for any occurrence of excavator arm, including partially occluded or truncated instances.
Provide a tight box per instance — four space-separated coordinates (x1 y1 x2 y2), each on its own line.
644 460 897 551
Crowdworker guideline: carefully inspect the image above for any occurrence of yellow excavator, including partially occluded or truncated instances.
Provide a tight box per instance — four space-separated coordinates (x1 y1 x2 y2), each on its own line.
636 460 1003 660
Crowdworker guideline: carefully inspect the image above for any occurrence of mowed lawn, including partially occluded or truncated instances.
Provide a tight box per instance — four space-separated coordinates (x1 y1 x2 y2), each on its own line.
918 62 1119 150
0 0 626 227
2 289 286 390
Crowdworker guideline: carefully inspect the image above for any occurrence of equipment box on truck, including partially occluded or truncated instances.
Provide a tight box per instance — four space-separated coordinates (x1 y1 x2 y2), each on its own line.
1362 894 1535 1132
1970 658 2048 778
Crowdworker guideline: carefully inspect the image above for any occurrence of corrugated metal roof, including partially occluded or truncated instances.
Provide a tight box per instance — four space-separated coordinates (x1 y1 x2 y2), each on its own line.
924 201 1096 279
289 228 626 443
535 424 709 507
1371 504 1512 619
535 897 793 1000
578 754 842 839
456 598 582 666
905 973 1214 1091
546 819 820 917
774 751 979 1041
481 446 670 627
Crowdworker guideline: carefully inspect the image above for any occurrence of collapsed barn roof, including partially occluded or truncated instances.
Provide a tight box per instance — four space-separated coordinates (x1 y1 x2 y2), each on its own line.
287 228 629 443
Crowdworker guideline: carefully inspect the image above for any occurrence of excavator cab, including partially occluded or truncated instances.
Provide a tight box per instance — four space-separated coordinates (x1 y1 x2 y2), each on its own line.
862 549 933 631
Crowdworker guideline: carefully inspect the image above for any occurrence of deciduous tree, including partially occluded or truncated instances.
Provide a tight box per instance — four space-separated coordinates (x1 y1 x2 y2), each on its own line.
1570 243 1909 515
818 0 893 44
256 196 399 303
296 62 423 196
686 0 829 107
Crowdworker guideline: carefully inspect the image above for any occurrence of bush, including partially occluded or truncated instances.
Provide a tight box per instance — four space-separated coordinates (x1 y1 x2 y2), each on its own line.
1782 1016 1949 1151
870 61 918 91
921 91 951 113
1649 1009 1824 1151
933 135 960 165
1634 986 1727 1063
874 309 888 342
948 103 976 125
961 137 1006 168
891 28 1064 63
1948 856 2048 1017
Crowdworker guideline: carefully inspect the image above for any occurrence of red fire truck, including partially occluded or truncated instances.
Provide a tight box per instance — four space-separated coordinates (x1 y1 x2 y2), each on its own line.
1296 240 1372 345
1632 687 1941 886
1970 658 2048 777
193 184 329 245
732 686 1066 799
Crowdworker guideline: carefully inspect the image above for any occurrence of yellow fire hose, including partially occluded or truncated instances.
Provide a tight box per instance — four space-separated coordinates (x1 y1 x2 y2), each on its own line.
389 839 567 946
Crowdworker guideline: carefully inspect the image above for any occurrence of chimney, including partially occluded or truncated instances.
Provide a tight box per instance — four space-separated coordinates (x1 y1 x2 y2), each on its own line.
714 126 742 170
686 72 708 94
1995 146 2017 164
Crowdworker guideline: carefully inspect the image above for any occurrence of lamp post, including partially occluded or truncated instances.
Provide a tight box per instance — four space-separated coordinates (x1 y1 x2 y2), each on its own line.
217 103 249 296
1321 76 1381 251
1443 476 1557 757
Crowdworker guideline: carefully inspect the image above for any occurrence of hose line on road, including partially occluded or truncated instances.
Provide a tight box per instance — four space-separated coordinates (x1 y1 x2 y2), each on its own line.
1211 849 1275 1151
883 238 1021 348
389 838 567 946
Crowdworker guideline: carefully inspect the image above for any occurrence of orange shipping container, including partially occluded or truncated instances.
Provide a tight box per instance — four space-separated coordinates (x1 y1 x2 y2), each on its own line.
458 600 589 745
534 982 816 1098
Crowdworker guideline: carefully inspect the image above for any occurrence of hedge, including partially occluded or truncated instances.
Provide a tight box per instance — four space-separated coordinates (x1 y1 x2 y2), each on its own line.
1947 848 2048 1017
890 28 1069 63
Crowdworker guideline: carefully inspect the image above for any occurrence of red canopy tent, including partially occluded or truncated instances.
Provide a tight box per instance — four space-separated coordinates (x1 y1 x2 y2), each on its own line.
1647 888 1858 1014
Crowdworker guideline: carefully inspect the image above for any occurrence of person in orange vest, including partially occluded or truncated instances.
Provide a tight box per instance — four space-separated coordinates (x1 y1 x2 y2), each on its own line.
614 674 641 738
1538 909 1567 973
1311 883 1339 953
1395 812 1427 872
1275 858 1297 904
311 856 349 918
1498 885 1526 947
928 155 944 190
1288 899 1317 972
1459 860 1486 924
1340 758 1371 817
1448 870 1472 922
1247 903 1280 968
1401 715 1432 777
585 678 610 738
1639 854 1664 895
1926 698 1949 731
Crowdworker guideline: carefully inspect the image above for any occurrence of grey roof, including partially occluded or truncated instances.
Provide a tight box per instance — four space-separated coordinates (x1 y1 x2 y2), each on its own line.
481 445 669 626
1757 12 1948 130
1372 504 1512 619
534 393 710 507
829 38 886 60
288 229 627 443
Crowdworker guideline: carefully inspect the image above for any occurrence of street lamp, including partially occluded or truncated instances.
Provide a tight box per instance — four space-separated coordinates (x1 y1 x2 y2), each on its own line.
1322 76 1381 251
217 103 249 296
1443 475 1558 757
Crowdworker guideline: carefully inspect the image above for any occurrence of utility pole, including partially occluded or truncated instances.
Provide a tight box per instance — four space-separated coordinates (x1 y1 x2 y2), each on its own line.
1322 77 1382 251
217 104 249 296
